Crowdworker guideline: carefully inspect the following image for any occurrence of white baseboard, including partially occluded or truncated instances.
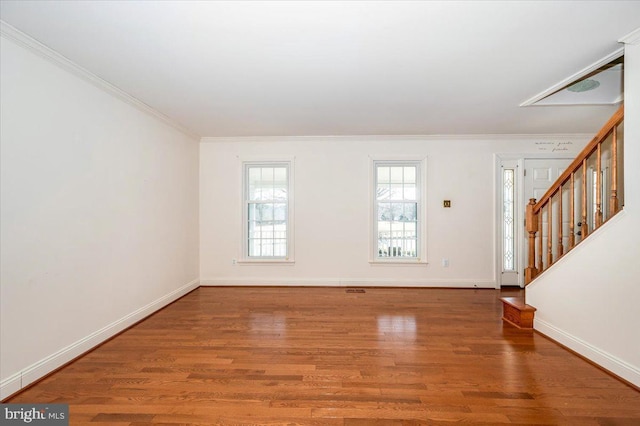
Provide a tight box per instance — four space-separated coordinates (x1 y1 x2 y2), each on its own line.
534 318 640 387
0 278 200 400
200 277 495 288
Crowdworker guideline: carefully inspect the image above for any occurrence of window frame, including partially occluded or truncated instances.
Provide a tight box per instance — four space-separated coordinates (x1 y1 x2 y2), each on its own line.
370 157 427 265
240 159 295 264
502 166 517 272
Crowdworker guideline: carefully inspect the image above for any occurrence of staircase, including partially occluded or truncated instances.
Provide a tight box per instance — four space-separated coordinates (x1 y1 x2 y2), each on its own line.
501 106 624 329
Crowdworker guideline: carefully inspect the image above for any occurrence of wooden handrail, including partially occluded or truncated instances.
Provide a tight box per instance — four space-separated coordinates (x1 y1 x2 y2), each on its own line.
532 106 624 215
524 106 624 285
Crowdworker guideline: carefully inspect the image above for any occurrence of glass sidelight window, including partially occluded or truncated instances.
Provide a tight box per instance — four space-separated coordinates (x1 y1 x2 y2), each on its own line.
503 168 516 271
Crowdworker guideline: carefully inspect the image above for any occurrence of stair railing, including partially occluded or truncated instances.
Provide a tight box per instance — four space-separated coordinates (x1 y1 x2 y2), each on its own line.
524 106 624 284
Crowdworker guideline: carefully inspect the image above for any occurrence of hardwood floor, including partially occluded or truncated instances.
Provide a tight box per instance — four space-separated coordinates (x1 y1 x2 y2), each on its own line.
7 287 640 425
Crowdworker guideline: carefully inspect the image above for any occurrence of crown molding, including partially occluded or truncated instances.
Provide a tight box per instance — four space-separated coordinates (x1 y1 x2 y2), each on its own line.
519 48 625 107
619 27 640 44
200 133 592 144
0 20 199 140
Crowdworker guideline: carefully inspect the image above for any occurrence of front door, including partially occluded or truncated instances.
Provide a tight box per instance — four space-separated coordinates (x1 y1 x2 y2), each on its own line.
498 157 574 288
523 158 573 276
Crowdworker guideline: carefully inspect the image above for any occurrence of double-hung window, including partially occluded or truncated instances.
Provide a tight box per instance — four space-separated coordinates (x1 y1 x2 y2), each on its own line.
243 161 293 261
372 160 425 262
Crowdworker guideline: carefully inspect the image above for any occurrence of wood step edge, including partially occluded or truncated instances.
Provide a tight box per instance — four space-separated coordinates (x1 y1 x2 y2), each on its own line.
500 296 536 312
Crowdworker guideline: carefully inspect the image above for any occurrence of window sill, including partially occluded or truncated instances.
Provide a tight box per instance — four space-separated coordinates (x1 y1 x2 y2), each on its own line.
237 259 295 265
369 259 428 266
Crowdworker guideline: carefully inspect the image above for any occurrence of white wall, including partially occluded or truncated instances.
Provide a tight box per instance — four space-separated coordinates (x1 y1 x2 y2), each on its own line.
200 136 585 287
3 18 633 402
527 37 640 387
0 33 200 398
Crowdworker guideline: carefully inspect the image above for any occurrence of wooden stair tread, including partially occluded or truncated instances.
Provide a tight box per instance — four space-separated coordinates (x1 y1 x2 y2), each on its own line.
501 297 536 329
500 297 536 312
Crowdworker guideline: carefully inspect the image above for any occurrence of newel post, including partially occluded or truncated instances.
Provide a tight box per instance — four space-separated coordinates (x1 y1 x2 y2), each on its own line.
524 198 538 284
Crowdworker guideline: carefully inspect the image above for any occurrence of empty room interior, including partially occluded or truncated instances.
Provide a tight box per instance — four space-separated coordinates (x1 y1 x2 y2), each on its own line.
1 1 640 424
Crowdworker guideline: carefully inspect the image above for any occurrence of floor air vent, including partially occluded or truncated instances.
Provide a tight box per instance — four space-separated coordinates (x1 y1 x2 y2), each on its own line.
346 288 365 294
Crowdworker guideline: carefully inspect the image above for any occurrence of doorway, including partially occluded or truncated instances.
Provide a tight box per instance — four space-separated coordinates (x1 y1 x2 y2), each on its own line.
496 156 573 288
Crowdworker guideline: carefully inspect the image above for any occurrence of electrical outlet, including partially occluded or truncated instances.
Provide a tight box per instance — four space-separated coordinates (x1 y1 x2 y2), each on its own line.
442 258 449 267
232 258 237 265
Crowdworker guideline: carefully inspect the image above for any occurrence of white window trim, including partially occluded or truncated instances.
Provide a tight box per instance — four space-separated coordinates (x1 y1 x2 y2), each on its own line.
369 156 428 265
501 162 518 273
239 158 295 264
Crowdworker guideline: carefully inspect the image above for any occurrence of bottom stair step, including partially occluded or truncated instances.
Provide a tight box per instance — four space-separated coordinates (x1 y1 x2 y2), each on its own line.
501 297 536 329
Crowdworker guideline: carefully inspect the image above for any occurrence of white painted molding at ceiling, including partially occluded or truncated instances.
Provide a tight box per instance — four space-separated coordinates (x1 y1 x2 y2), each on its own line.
200 133 593 144
0 20 200 140
619 27 640 44
519 48 625 107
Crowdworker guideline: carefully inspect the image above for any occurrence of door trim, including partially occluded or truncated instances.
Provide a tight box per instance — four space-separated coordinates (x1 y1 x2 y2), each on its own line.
494 153 575 289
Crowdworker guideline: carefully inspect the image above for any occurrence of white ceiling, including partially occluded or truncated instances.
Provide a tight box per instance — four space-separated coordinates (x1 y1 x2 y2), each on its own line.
1 1 639 138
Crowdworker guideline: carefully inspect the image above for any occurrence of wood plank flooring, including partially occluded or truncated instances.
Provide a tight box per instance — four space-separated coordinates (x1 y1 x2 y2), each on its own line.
7 287 640 425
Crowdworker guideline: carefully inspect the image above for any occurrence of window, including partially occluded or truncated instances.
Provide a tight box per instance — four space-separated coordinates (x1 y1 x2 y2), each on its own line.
372 160 424 262
502 168 516 271
243 161 292 261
